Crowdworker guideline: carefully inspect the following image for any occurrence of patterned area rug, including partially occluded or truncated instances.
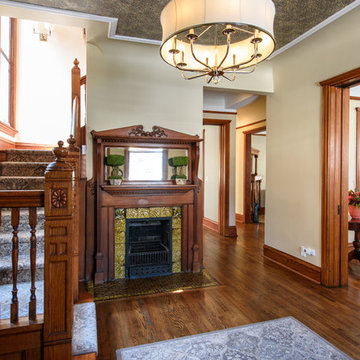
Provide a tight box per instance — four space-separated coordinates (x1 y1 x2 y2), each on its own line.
88 270 220 302
117 317 352 360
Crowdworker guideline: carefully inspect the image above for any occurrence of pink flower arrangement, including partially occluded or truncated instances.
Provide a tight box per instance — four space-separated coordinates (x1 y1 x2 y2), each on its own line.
348 190 360 208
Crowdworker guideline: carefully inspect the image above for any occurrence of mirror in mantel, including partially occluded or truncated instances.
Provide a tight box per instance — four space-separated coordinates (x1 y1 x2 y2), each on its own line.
105 147 189 183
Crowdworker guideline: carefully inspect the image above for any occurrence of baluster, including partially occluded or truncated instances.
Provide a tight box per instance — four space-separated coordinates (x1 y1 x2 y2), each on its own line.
11 208 20 323
29 207 37 321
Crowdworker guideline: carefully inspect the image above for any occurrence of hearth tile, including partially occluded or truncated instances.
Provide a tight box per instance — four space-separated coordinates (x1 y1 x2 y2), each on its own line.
173 207 181 217
160 207 173 217
173 250 181 263
115 209 125 220
115 231 126 244
172 217 181 229
115 264 125 279
115 219 126 232
172 229 181 242
138 208 150 218
126 208 138 218
172 262 181 273
149 207 162 217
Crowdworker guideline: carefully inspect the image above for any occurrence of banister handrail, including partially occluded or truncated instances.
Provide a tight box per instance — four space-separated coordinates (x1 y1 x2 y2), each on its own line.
0 190 44 208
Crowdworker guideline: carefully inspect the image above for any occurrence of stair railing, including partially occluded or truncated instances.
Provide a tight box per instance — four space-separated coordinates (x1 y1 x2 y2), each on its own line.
0 141 76 360
0 191 44 323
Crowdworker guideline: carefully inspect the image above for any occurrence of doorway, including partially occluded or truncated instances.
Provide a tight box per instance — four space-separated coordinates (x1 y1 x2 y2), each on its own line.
243 126 266 224
203 117 236 237
320 67 360 287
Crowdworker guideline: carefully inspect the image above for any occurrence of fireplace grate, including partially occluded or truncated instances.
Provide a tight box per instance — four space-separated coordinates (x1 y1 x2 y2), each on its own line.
125 217 172 279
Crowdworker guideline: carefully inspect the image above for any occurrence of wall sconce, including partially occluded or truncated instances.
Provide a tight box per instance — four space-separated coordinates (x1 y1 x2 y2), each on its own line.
33 22 53 41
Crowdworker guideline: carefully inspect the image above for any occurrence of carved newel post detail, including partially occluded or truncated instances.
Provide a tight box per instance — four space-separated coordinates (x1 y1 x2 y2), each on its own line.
43 141 74 360
67 135 81 302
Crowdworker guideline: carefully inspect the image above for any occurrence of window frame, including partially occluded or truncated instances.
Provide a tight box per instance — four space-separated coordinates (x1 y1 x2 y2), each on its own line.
0 17 17 136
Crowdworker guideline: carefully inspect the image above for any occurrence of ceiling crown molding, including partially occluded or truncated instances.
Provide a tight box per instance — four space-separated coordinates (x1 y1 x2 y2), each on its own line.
1 0 359 57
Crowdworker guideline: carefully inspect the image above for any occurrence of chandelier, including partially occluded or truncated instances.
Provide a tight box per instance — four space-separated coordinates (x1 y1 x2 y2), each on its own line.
160 0 276 84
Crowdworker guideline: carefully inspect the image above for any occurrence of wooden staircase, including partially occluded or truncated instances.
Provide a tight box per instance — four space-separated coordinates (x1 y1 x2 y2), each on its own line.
0 60 95 360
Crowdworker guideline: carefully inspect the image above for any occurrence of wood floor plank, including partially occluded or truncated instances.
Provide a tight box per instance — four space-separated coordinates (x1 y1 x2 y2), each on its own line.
96 223 360 360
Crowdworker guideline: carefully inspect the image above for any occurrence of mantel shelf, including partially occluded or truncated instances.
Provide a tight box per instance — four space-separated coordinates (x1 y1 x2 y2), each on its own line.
101 184 197 195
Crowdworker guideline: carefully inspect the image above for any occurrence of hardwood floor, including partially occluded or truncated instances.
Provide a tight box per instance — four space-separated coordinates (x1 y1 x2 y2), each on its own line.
96 223 360 360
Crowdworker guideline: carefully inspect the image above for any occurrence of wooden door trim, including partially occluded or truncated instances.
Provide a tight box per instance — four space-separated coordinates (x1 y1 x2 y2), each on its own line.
320 67 360 287
356 107 360 189
203 118 235 237
243 125 266 224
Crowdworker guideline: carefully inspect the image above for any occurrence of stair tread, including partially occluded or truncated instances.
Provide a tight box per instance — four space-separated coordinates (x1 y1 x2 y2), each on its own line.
0 229 44 243
0 253 44 270
72 303 98 356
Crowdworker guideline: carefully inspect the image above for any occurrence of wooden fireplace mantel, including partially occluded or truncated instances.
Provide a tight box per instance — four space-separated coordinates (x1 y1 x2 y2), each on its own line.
89 125 204 284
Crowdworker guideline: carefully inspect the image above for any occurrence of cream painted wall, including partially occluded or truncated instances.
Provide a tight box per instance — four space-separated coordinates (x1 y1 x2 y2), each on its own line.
204 125 220 222
236 96 266 215
85 22 205 179
266 6 360 267
15 19 86 145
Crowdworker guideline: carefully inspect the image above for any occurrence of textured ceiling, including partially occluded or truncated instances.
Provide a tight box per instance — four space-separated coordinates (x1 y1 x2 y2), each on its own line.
8 0 357 49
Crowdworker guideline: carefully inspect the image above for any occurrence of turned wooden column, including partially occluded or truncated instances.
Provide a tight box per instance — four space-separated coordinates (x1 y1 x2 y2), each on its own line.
67 135 81 302
43 141 74 360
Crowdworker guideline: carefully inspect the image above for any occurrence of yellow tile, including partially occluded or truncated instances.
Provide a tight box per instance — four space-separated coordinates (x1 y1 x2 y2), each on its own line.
115 208 125 220
137 208 149 218
126 208 138 218
172 229 181 242
115 231 126 244
172 262 181 273
149 207 162 218
115 265 125 279
172 217 182 229
115 219 126 232
160 207 173 217
173 207 182 218
173 250 181 263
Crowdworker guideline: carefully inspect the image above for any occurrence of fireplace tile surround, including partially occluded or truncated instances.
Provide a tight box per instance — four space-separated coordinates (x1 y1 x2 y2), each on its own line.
114 207 182 279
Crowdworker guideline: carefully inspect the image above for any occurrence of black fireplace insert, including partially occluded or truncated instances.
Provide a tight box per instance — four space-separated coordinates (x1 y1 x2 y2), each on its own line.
125 217 172 279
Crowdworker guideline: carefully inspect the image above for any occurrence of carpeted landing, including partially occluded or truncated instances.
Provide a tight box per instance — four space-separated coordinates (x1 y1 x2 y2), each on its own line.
117 317 352 360
87 270 220 302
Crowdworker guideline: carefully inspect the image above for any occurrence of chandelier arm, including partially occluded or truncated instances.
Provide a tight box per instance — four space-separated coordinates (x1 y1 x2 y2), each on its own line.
222 55 255 71
181 72 208 80
172 53 208 73
206 75 214 84
190 41 212 70
225 65 256 74
222 73 236 82
217 39 231 69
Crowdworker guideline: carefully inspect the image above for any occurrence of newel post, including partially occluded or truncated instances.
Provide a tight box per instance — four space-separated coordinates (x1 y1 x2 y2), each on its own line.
43 141 74 360
71 58 81 147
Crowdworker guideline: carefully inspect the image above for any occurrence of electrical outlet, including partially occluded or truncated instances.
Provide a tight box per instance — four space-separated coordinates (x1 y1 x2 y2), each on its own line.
300 246 307 257
300 246 315 257
308 248 316 256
